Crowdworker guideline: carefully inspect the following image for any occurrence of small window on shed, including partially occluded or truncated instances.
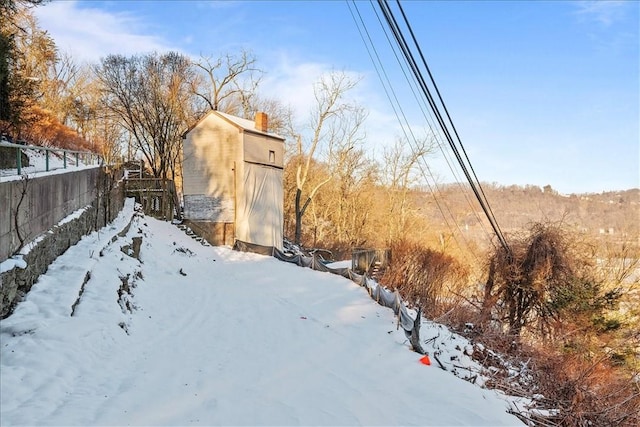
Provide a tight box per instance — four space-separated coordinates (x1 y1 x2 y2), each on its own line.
269 150 275 163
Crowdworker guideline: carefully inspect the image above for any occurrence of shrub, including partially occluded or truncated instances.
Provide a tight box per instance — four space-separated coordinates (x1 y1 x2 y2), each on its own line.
379 239 468 319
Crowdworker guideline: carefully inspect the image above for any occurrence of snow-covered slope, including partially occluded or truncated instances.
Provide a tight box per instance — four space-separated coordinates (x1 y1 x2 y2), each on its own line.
0 146 98 182
0 201 524 426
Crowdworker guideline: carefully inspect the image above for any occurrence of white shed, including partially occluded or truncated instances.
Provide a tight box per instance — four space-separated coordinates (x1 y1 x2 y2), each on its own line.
182 111 285 249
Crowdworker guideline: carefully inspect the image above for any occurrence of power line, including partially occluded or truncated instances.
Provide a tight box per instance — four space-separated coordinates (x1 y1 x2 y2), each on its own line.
374 0 511 254
365 0 494 245
346 0 485 261
393 0 509 253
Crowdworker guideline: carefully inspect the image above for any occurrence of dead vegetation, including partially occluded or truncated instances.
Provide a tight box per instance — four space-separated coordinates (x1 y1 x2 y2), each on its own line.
380 240 468 320
481 223 595 338
376 222 640 426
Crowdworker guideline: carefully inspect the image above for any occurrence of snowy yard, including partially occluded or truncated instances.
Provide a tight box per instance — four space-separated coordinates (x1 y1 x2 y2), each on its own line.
0 200 524 426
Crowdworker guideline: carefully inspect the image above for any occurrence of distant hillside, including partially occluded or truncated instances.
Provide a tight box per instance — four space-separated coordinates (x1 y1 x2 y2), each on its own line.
415 183 639 249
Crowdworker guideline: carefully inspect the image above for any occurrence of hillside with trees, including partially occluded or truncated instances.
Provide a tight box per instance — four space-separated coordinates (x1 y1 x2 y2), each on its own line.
414 184 639 254
1 1 98 151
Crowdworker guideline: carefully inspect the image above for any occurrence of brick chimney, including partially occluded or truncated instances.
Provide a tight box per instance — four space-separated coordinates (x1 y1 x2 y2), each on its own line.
255 112 268 132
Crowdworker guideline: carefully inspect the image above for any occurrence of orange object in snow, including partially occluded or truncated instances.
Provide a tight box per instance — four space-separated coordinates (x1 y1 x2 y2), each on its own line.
420 355 431 365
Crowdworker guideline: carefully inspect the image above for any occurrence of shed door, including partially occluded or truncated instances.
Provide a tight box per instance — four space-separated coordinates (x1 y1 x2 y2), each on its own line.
237 163 283 250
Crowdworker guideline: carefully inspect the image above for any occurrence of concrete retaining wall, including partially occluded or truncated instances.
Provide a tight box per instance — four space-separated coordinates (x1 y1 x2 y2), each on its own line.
0 168 125 318
1 168 106 262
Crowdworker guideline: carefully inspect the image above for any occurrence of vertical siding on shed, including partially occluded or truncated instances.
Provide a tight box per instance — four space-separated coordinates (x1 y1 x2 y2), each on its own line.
182 111 285 248
183 114 240 222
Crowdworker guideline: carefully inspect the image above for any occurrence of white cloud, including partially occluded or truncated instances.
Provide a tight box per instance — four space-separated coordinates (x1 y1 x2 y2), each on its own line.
34 1 179 64
261 53 403 154
261 55 330 123
573 0 627 27
32 1 412 170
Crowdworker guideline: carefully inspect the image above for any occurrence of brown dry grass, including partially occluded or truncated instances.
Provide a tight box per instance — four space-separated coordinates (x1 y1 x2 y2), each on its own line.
379 239 469 319
473 330 640 427
375 224 640 426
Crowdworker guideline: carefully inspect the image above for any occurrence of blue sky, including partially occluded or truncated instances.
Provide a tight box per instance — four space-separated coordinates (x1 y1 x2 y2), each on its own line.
35 0 639 194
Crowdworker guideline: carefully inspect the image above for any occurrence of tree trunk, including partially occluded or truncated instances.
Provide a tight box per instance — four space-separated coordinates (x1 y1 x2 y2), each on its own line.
295 188 302 244
410 307 426 355
480 259 497 326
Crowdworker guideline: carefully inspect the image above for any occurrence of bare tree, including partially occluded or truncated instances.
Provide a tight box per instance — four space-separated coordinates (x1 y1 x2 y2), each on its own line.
95 52 197 180
292 71 363 245
10 10 84 128
84 84 125 165
48 51 85 128
241 94 293 137
191 50 262 115
321 104 374 244
1 6 95 151
9 8 57 92
382 133 435 242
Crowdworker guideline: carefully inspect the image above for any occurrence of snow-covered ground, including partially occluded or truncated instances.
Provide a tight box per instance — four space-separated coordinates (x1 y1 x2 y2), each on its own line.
0 146 100 182
0 200 525 426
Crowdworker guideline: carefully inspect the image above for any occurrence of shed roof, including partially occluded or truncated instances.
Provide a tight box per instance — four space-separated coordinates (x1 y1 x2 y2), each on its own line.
183 110 285 140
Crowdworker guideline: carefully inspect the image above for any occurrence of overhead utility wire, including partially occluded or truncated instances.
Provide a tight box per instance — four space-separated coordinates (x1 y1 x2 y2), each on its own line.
394 0 509 253
355 0 493 257
375 0 499 248
348 0 497 256
366 0 494 244
375 0 511 253
346 0 478 259
375 0 486 228
375 0 488 234
385 0 509 253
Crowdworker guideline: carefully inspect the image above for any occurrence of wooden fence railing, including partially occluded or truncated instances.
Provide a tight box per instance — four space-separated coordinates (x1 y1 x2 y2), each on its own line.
124 178 180 220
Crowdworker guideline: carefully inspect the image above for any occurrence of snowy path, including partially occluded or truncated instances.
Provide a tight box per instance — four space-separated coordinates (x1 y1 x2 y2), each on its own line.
1 209 523 426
